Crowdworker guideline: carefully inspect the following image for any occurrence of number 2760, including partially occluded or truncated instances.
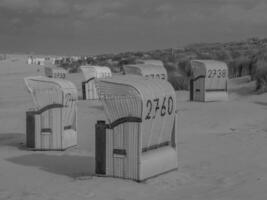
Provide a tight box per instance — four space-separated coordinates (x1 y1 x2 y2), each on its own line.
145 96 173 120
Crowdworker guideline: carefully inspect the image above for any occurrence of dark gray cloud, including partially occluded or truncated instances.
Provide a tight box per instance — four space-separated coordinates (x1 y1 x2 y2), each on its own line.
0 0 266 55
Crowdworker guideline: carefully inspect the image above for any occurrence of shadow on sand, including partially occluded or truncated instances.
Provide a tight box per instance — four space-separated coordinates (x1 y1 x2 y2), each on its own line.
253 101 267 107
229 85 257 96
7 153 95 178
0 133 27 150
1 133 95 178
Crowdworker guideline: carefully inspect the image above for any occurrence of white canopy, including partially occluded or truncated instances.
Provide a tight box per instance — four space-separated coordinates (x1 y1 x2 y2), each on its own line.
80 65 112 81
96 75 177 180
44 66 67 79
136 59 164 66
96 75 175 150
123 63 168 80
191 60 228 90
24 76 77 109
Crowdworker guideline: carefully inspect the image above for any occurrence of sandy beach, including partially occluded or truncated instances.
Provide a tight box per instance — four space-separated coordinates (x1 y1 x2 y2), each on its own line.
0 56 267 200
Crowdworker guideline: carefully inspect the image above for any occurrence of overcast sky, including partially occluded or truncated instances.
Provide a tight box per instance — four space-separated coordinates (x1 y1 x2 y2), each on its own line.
0 0 266 55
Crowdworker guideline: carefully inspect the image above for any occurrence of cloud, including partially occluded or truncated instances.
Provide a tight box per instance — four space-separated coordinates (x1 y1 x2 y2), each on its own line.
0 0 39 10
0 0 267 54
0 0 265 20
0 0 71 16
218 1 267 24
73 0 127 19
40 0 71 16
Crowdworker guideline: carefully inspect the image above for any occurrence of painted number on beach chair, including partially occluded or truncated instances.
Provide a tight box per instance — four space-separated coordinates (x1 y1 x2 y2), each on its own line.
145 74 166 80
207 69 226 78
54 72 66 79
145 96 173 120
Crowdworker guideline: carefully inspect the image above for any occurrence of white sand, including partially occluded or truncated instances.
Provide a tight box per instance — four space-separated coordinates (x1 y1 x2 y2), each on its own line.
0 56 267 200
